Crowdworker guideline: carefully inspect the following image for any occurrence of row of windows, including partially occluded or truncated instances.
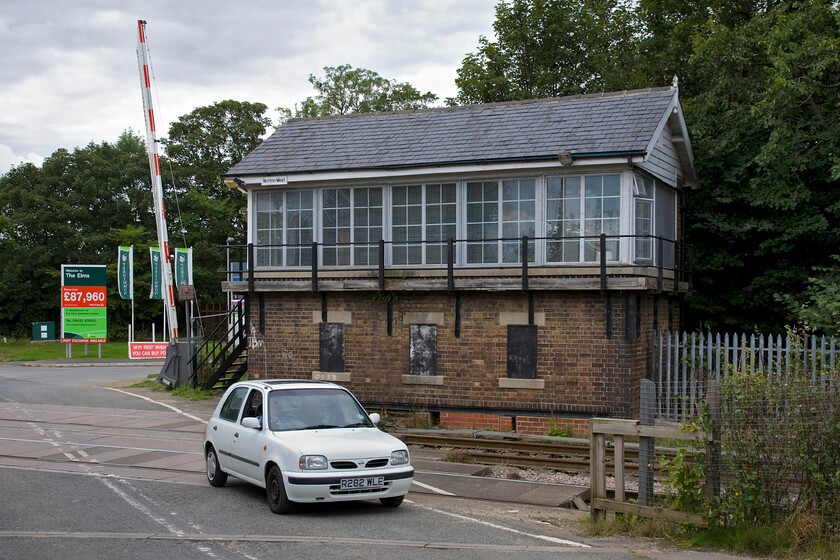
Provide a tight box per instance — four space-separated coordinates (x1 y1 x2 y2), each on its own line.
320 323 538 379
253 174 659 268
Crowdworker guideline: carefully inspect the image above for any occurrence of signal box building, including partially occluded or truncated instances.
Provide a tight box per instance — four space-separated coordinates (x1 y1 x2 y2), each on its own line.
222 86 697 434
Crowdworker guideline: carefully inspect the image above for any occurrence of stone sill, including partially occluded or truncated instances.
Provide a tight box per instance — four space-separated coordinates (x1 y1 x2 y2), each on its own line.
498 377 545 390
402 374 444 386
311 371 352 383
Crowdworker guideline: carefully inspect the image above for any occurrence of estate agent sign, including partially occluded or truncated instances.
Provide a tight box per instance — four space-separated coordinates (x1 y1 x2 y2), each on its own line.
61 264 107 343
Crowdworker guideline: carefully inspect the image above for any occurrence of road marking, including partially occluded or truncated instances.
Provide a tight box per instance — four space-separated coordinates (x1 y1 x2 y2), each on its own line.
0 436 202 455
411 480 455 495
0 530 580 551
410 502 590 548
103 387 207 424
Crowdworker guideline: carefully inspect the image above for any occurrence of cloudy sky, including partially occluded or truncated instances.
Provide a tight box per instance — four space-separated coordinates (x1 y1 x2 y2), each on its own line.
0 0 498 173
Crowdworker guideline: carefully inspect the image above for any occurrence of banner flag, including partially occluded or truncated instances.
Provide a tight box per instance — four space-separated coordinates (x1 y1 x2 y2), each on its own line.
149 246 162 299
118 246 133 300
174 247 193 287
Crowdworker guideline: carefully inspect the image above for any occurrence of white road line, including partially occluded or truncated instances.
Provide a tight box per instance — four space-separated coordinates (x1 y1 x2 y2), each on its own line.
411 502 590 548
411 480 455 495
103 387 207 424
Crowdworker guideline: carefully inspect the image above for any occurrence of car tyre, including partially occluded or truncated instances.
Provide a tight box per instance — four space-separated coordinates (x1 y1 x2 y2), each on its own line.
266 465 293 514
206 446 227 487
379 495 404 508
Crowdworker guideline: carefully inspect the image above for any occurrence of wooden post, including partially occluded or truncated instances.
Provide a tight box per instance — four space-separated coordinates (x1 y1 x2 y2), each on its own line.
614 435 625 504
590 429 607 521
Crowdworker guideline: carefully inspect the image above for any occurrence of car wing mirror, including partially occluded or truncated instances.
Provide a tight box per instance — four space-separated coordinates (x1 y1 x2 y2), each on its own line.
369 413 381 425
242 416 262 430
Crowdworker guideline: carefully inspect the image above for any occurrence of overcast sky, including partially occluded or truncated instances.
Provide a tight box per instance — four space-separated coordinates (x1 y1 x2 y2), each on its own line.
0 0 497 173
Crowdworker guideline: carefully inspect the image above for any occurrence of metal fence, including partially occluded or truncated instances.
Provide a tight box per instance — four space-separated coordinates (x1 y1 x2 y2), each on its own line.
653 330 840 422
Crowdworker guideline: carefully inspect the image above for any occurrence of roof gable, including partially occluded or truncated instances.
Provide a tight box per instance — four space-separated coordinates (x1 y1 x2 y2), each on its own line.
227 87 687 178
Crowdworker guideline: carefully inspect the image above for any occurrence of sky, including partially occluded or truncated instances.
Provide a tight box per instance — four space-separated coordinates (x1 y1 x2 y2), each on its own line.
0 0 498 173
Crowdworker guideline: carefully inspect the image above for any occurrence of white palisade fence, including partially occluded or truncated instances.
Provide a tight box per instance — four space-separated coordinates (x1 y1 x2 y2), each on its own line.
652 331 840 422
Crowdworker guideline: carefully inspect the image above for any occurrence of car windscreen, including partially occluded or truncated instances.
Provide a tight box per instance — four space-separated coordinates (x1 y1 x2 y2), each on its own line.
267 388 374 432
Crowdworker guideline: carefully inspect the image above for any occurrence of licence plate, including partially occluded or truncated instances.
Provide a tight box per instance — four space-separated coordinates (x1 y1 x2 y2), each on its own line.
340 476 385 489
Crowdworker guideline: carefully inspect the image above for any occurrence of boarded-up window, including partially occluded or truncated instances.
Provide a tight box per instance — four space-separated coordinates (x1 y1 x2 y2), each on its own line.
507 325 537 379
410 325 437 375
319 323 345 372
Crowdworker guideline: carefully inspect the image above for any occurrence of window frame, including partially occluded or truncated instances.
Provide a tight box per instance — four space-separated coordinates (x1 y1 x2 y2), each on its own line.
253 189 314 268
320 186 383 268
390 182 457 267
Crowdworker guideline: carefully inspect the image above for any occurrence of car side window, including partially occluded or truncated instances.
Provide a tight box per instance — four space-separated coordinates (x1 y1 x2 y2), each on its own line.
219 387 249 422
241 389 263 424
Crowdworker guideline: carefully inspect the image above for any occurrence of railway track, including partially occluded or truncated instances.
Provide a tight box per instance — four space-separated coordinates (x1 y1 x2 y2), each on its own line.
397 431 685 475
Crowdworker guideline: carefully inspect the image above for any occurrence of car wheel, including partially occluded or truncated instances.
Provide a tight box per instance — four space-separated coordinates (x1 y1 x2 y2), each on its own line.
266 465 293 514
379 495 404 508
206 446 227 487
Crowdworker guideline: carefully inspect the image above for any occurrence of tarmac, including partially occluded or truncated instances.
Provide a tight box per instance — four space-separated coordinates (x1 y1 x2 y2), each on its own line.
4 358 591 509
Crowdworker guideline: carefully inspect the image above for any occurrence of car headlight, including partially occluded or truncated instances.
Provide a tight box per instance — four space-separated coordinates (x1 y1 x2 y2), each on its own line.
299 455 328 470
390 450 409 466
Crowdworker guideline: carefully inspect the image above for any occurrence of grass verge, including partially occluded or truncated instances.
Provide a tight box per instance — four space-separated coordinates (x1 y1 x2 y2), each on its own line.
129 374 216 401
0 338 131 362
584 514 840 559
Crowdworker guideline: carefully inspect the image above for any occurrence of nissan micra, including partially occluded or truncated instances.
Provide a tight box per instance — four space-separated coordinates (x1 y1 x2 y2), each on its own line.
204 380 413 513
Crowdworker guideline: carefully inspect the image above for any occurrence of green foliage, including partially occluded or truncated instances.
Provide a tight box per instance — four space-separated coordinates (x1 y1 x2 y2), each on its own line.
777 255 840 336
171 385 216 401
165 100 271 309
661 447 707 513
0 132 164 337
680 1 840 332
451 0 638 104
545 419 574 437
280 65 438 121
717 371 840 535
454 0 840 333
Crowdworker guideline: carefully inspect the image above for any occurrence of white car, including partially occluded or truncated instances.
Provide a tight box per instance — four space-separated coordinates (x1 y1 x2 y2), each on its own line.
203 380 413 513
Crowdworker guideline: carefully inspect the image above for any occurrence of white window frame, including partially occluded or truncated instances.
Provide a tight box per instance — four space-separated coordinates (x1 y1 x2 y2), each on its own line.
252 189 314 268
390 182 457 267
320 186 383 268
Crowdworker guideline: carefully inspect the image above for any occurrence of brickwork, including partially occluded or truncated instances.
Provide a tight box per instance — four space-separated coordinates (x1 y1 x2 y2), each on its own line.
247 290 680 424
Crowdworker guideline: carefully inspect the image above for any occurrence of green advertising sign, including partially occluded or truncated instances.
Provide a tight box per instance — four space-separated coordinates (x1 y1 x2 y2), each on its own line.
118 246 133 300
61 264 107 343
174 247 192 287
149 247 162 300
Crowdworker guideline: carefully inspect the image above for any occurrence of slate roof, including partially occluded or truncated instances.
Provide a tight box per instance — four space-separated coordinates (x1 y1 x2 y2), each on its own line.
226 87 677 177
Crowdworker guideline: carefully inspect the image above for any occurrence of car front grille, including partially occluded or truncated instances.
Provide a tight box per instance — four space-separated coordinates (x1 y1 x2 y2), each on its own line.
329 458 390 470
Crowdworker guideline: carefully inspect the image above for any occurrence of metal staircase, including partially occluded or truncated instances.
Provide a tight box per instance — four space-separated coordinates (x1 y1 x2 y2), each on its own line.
191 299 248 390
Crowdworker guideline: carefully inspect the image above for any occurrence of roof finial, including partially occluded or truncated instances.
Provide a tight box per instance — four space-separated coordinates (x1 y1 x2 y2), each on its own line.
672 75 679 90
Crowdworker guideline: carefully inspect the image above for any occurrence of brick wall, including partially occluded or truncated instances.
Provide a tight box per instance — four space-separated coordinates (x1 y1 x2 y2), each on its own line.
247 290 680 427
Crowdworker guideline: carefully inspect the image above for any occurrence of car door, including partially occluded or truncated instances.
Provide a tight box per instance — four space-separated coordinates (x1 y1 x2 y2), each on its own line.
232 388 266 484
210 386 249 476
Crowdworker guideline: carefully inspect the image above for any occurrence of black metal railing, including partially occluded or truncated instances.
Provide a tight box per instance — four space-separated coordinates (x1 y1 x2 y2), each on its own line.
221 234 692 295
188 298 248 389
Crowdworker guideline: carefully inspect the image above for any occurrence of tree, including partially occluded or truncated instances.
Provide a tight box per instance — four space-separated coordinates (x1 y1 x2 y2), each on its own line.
452 0 840 333
164 100 272 308
0 132 164 338
451 0 638 104
280 65 438 121
683 1 840 332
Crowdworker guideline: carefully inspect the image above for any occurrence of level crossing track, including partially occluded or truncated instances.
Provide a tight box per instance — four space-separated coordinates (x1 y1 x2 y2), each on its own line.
396 432 682 475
